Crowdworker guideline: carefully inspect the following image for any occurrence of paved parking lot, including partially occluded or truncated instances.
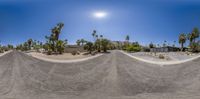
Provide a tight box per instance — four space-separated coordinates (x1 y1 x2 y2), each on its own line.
0 50 200 99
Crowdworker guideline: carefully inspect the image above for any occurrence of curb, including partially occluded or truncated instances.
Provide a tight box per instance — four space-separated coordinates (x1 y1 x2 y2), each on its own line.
120 51 200 65
0 50 13 57
27 53 103 63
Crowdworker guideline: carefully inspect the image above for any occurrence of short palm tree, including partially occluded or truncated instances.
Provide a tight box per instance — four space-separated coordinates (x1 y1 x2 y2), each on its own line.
179 33 186 51
27 39 33 50
187 33 194 46
80 39 86 46
76 39 81 46
192 27 199 42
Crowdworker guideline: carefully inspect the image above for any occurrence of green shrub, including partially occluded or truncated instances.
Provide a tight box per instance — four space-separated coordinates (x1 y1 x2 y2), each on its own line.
126 45 141 52
189 42 200 53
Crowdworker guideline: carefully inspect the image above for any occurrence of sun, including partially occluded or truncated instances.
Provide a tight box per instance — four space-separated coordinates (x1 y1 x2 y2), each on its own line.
93 11 107 18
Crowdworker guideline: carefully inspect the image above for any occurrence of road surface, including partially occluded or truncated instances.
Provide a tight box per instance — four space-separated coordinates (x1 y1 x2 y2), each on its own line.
0 50 200 99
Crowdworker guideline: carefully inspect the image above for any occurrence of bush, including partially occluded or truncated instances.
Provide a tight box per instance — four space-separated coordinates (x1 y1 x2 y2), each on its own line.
84 42 94 54
159 54 165 59
71 51 77 55
126 45 141 52
189 42 200 53
47 50 52 55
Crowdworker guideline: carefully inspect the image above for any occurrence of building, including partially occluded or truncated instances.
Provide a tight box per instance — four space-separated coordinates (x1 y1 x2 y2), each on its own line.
64 45 85 53
150 46 180 52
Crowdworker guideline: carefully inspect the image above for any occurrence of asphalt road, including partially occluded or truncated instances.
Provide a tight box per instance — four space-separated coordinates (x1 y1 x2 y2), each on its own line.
0 50 200 99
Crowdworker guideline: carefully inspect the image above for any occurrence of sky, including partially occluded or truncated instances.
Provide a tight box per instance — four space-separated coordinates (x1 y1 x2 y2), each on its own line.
0 0 200 47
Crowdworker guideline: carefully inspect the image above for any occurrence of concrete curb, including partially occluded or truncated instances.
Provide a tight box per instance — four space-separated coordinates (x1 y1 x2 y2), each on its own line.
120 51 200 65
0 50 13 57
27 53 103 63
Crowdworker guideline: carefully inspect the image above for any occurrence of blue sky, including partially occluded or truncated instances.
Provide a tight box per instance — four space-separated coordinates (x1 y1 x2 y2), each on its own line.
0 0 200 46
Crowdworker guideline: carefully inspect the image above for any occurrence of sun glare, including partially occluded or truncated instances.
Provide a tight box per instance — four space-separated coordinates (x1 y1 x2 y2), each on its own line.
93 11 107 18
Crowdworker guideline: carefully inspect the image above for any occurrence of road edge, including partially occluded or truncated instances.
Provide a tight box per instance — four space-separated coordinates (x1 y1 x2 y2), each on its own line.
120 50 200 65
0 50 13 57
26 53 103 63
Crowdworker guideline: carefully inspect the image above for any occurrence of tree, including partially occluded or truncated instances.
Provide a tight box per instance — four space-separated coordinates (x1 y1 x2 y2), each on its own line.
187 33 194 46
95 39 101 52
101 39 110 52
179 33 186 51
84 42 94 54
27 39 33 50
125 35 130 42
23 42 29 51
76 39 81 46
45 22 65 54
7 44 14 49
149 42 154 48
190 42 200 52
80 39 86 46
56 40 65 54
52 23 64 40
192 27 199 42
64 39 68 45
163 40 167 47
100 35 103 39
92 30 97 41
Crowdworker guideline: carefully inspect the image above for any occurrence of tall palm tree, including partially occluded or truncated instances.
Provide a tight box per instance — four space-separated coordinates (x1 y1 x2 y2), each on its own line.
179 33 186 51
92 30 97 41
100 35 103 39
95 35 98 39
125 35 130 46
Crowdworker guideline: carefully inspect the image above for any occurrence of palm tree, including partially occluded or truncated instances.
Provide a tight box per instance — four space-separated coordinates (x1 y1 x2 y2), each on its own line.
192 27 199 42
187 33 194 46
125 35 130 42
100 35 103 39
179 33 186 51
27 39 33 50
76 39 81 46
92 30 97 41
80 39 86 46
125 35 130 46
95 35 98 39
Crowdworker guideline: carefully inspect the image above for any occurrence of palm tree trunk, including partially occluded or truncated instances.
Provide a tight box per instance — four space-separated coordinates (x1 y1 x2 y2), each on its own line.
181 43 184 51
